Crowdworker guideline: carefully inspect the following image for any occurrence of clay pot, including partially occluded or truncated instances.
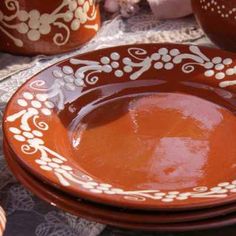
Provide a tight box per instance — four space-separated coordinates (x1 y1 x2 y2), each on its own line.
0 0 101 55
192 0 236 52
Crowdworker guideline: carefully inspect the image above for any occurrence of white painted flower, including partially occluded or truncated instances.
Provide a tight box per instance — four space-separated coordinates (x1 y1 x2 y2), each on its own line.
9 126 44 143
25 11 53 41
74 7 87 24
53 66 85 89
154 48 180 70
19 91 54 116
100 52 122 77
35 157 72 173
204 57 233 80
27 10 41 41
150 191 190 202
0 0 98 47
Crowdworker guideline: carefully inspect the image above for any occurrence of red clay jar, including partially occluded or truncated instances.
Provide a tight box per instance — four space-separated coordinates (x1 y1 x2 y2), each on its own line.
0 0 101 55
192 0 236 52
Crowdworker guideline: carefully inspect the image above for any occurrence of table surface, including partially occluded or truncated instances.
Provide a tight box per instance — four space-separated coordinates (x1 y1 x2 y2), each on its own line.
1 10 235 236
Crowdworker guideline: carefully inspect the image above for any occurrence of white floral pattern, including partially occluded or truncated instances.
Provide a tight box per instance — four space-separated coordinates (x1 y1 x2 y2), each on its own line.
55 45 236 90
0 0 98 47
200 0 236 20
5 45 236 203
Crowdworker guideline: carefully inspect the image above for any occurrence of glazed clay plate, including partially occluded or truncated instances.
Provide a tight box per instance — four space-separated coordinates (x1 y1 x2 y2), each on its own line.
3 44 236 210
6 141 236 232
7 140 236 225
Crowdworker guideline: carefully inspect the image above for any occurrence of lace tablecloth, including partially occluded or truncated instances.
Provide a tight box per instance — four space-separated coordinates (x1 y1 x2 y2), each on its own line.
2 10 233 236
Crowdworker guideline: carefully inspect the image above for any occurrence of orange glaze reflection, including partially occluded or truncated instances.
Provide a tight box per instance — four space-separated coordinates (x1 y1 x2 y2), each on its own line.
71 93 236 191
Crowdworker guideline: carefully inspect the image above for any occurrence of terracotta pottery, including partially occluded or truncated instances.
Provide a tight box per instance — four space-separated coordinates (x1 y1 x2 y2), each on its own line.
3 44 236 211
5 140 236 232
192 0 236 52
0 0 101 55
0 207 6 236
7 139 236 225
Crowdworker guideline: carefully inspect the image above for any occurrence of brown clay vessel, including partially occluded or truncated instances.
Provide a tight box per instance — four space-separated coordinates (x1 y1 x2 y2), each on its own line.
0 0 100 55
192 0 236 51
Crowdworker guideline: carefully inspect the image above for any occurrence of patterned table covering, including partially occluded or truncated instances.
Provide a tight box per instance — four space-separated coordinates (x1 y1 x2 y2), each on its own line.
1 9 233 236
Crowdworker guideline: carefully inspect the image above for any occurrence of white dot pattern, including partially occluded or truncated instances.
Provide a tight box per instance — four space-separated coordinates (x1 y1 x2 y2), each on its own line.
17 99 27 107
200 0 236 20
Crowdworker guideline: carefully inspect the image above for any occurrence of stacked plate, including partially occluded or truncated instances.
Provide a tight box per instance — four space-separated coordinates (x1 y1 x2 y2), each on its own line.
3 43 236 232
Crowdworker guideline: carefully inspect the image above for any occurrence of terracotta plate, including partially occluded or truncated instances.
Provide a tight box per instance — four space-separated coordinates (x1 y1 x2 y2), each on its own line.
3 44 236 210
5 141 236 232
7 140 236 225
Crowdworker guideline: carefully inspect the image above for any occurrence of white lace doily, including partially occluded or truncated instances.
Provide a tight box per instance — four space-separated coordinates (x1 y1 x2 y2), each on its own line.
0 11 205 85
0 9 215 236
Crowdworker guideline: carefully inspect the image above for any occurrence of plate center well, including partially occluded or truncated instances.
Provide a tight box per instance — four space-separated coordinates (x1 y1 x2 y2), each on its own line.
70 92 236 191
